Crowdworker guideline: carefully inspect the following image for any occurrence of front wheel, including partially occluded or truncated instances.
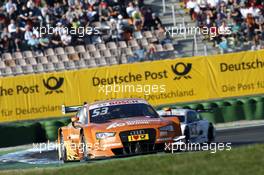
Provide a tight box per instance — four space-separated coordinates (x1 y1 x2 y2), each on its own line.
58 132 68 162
80 133 89 161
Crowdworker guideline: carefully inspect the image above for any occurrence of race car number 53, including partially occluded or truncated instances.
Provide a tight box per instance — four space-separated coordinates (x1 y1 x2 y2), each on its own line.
91 107 109 117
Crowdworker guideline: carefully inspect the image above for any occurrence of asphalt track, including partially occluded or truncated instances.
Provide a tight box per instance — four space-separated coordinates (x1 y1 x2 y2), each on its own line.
0 124 264 167
216 124 264 145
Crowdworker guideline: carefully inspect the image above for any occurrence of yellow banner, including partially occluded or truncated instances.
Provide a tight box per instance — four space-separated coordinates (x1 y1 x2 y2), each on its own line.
207 50 264 98
0 50 264 122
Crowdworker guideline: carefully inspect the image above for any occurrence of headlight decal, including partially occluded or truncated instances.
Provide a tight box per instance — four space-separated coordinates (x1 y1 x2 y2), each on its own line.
96 132 116 140
159 125 174 132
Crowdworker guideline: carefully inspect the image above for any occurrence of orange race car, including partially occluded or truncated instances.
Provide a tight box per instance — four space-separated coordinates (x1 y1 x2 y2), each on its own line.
58 98 183 162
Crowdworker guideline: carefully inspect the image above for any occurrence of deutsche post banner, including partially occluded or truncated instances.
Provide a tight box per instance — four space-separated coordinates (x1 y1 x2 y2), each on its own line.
0 50 264 122
206 50 264 98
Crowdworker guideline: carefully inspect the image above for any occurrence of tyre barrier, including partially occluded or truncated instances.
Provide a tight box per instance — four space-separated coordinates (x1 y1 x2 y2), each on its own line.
0 118 70 147
42 121 65 141
216 100 245 122
188 103 203 110
0 122 46 148
59 118 71 126
1 96 264 147
253 96 264 120
240 98 257 120
200 102 224 124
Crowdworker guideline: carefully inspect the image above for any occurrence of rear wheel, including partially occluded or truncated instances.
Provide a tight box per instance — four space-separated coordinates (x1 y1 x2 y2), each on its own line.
184 127 190 143
207 124 215 143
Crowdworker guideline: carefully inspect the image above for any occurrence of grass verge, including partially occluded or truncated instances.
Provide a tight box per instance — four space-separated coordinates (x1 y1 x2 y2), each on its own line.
0 144 264 175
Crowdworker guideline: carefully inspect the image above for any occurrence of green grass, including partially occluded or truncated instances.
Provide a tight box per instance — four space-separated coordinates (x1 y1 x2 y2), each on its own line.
0 144 264 175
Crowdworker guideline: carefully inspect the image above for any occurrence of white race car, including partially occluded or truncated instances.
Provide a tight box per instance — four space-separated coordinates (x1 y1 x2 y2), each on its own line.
157 108 215 143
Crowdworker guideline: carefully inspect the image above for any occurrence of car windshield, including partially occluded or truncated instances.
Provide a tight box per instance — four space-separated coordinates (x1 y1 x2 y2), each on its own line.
89 103 159 123
161 115 185 122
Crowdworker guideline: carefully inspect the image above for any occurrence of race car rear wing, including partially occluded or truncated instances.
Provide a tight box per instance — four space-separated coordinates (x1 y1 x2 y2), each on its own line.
161 107 214 114
196 109 214 113
61 105 82 114
62 102 90 123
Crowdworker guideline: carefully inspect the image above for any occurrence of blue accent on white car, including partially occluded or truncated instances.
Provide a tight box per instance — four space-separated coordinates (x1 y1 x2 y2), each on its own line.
157 108 215 143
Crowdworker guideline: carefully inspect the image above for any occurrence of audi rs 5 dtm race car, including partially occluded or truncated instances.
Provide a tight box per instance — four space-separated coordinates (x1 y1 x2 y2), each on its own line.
157 108 215 143
58 98 182 162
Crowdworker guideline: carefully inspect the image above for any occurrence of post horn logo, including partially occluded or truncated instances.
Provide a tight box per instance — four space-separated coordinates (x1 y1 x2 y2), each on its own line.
171 62 192 80
43 77 64 95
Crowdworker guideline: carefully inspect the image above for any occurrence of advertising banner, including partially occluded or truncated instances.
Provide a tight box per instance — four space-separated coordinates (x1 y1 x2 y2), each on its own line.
207 50 264 98
0 50 264 122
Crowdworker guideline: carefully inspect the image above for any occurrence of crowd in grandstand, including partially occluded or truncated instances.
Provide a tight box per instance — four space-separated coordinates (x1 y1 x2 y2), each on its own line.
0 0 263 57
186 0 264 53
0 0 166 55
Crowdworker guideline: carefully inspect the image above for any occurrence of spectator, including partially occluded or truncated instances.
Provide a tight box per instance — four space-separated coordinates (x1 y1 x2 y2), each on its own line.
251 35 261 50
5 0 17 14
27 34 39 51
18 5 30 28
100 1 110 21
184 0 264 53
87 5 98 22
151 13 162 30
7 19 16 34
126 2 136 18
11 27 24 51
1 27 11 39
142 7 153 30
146 42 157 60
0 35 13 53
61 30 72 46
108 18 119 42
116 14 125 40
50 31 62 48
24 25 33 41
219 37 229 53
39 34 50 50
186 0 199 21
131 8 144 31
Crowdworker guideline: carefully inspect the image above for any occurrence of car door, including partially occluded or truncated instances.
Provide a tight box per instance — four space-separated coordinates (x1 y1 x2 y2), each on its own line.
197 114 210 138
187 111 200 138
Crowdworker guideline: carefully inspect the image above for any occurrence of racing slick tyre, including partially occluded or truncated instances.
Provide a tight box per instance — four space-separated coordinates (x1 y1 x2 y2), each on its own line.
58 131 68 163
207 124 215 143
80 133 89 161
184 127 190 143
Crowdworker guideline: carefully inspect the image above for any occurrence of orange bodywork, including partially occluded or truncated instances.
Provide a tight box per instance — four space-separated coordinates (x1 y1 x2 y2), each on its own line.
58 99 182 161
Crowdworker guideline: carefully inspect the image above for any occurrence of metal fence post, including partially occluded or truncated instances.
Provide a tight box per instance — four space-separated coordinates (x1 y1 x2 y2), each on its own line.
194 34 198 55
182 17 186 39
204 44 208 56
163 0 166 14
172 5 176 26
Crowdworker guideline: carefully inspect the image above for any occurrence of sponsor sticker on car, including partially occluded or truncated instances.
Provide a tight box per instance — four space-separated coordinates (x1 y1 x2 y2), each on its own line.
128 134 149 142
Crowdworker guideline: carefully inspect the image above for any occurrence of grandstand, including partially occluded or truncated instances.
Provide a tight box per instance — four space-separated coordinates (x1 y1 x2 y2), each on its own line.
0 0 263 77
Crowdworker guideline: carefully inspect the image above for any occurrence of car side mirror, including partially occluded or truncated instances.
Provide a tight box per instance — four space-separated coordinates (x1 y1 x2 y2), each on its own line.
71 116 79 122
71 116 79 127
